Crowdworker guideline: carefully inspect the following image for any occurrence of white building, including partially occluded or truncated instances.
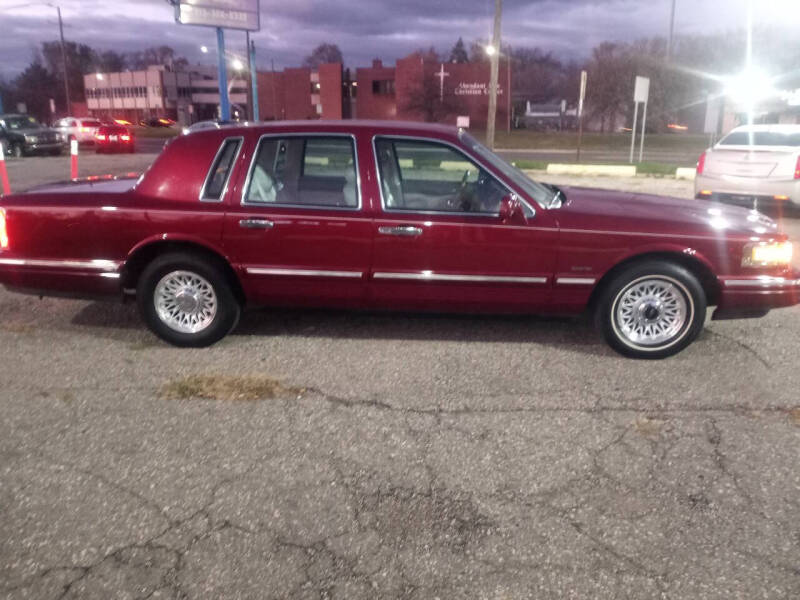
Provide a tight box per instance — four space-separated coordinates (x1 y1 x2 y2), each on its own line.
84 64 249 125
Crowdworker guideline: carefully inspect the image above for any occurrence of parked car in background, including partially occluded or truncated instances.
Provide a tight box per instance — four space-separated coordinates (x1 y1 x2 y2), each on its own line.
181 119 236 135
54 116 103 145
0 121 797 358
94 124 134 153
141 117 175 128
695 124 800 210
0 114 63 157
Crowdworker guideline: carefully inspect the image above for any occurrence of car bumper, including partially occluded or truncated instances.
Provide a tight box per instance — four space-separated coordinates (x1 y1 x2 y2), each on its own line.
713 274 800 319
695 174 800 207
27 142 64 153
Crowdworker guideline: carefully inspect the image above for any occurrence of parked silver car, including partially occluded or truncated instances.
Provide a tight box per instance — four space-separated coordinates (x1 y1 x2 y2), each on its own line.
54 116 103 145
695 124 800 209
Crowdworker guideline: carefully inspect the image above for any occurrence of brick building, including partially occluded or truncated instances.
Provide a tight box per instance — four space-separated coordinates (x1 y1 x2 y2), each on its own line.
257 52 511 129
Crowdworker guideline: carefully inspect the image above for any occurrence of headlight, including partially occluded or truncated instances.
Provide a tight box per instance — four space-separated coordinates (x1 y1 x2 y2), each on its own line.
25 135 38 143
742 241 793 267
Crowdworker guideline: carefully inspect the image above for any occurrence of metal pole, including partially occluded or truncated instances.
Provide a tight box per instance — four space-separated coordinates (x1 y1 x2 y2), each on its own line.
667 0 677 60
486 0 502 149
576 70 587 162
245 31 253 120
249 40 259 121
506 49 511 132
629 101 639 164
638 100 647 163
216 27 231 120
57 6 71 114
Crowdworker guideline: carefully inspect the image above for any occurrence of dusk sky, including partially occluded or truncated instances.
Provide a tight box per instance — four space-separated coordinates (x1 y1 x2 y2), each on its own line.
3 0 800 77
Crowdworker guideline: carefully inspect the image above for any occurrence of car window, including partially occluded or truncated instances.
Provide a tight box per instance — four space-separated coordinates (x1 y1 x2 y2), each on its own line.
5 116 40 130
720 131 800 146
245 136 359 208
374 138 507 214
200 138 242 201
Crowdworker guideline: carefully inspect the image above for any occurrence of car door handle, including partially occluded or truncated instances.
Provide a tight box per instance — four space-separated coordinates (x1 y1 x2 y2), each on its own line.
239 218 274 230
378 225 423 237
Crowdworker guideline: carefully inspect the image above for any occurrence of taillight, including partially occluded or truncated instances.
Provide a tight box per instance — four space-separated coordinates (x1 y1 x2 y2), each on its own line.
96 134 107 141
0 208 9 250
794 156 800 180
696 151 706 175
121 134 131 141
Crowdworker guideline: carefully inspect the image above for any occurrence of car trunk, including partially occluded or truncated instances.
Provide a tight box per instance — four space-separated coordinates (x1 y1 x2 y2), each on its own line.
705 146 798 179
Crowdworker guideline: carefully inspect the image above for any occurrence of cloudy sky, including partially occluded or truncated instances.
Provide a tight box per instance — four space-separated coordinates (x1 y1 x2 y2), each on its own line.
3 0 800 77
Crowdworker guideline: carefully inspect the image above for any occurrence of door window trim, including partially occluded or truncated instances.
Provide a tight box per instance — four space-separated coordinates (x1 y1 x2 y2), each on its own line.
199 136 244 202
371 134 535 218
240 132 362 211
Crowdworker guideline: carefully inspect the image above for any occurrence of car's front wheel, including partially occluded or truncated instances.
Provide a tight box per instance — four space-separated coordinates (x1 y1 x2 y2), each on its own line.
9 143 23 158
596 261 706 359
137 252 241 347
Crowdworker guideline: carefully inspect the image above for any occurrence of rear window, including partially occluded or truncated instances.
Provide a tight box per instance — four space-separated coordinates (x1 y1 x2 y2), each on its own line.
720 131 800 146
201 137 242 201
99 125 126 134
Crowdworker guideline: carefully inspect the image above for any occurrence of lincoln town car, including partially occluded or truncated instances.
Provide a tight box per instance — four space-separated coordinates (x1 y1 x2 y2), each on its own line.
0 121 798 358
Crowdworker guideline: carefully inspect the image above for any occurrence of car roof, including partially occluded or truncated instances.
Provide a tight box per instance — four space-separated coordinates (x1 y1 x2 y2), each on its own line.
186 119 460 138
727 124 800 134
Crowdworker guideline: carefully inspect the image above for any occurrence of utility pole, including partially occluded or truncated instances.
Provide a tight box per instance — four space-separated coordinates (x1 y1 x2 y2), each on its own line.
485 0 502 149
216 27 230 120
666 0 676 60
249 39 259 121
57 5 71 113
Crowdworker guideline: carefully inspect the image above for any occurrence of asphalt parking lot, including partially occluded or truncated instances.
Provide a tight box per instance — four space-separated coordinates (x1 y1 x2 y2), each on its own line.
1 152 799 599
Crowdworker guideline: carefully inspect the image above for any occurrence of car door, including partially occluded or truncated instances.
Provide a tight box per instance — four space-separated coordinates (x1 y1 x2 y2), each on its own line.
222 132 372 308
368 136 559 312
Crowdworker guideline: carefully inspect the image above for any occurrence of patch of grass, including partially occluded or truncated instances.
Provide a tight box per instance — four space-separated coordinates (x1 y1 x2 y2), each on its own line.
161 375 301 402
634 416 666 437
789 408 800 426
636 162 681 176
474 129 709 154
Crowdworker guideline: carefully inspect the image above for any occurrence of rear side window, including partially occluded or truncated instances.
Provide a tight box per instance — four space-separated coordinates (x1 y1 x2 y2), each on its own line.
201 137 242 201
720 131 800 146
244 135 359 208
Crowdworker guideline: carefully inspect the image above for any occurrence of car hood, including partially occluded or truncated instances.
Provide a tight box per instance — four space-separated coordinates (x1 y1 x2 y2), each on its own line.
554 186 780 239
15 127 59 136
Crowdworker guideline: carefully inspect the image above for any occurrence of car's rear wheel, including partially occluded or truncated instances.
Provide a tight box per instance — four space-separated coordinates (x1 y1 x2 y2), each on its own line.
137 252 240 347
596 261 706 359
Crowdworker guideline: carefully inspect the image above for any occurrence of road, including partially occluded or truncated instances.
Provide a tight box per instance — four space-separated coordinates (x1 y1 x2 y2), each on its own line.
1 150 799 599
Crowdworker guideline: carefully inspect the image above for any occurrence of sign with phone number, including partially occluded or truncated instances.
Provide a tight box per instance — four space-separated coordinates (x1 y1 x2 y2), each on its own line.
176 0 260 31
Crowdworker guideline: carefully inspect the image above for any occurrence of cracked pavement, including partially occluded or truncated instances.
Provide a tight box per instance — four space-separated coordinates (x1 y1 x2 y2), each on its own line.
1 161 800 598
1 289 799 599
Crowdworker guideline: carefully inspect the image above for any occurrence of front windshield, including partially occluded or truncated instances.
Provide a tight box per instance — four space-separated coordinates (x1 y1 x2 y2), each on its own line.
4 116 41 130
459 130 556 208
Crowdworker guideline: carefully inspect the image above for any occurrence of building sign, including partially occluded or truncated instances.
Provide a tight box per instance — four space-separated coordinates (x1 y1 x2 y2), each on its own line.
176 0 260 31
455 82 503 96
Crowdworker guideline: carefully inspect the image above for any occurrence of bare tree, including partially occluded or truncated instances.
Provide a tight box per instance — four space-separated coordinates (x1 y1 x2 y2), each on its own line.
303 44 344 68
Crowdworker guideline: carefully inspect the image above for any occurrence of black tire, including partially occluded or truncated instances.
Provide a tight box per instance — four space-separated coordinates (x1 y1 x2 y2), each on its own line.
10 143 23 158
137 252 241 347
595 260 706 359
49 147 63 156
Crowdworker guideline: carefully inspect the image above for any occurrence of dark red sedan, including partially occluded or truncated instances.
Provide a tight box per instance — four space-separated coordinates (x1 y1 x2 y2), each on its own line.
94 124 134 153
0 121 797 357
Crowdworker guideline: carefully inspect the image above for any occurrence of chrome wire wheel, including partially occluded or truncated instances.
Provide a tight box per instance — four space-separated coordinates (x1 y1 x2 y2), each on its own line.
154 270 218 334
613 276 690 348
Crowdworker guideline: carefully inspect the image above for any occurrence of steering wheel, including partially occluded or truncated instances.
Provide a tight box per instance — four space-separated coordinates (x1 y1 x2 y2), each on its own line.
460 169 471 188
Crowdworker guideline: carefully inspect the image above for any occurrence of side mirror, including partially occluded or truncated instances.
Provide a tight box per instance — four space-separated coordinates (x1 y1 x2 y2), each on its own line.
499 194 526 224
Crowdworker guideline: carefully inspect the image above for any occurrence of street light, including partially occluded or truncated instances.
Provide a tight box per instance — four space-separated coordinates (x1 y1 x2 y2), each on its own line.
231 58 244 71
200 45 209 54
